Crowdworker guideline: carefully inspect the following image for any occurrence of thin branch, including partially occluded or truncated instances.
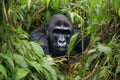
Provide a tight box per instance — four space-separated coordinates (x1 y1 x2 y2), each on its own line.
2 0 8 22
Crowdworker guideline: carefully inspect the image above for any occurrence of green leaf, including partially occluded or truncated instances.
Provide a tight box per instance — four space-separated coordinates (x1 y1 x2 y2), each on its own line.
67 33 79 57
30 42 44 58
28 0 31 10
85 54 97 69
116 66 120 74
15 68 30 80
14 54 28 68
87 49 96 54
97 44 112 58
50 0 59 10
26 59 43 73
0 65 7 79
43 70 51 80
70 12 74 23
46 10 51 21
70 12 84 25
118 8 120 17
31 74 39 80
46 0 50 8
42 62 57 80
1 43 7 53
0 53 14 71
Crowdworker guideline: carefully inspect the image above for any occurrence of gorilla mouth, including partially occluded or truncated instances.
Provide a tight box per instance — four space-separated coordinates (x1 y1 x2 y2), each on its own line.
55 46 67 51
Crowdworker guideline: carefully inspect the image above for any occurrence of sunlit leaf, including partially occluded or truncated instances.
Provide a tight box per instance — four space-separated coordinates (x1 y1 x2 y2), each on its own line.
30 42 44 58
50 0 59 10
97 44 112 58
15 68 30 80
25 59 43 73
67 33 79 57
46 0 50 8
0 53 14 71
14 54 28 68
28 0 31 10
118 8 120 17
0 65 7 79
42 63 57 80
70 12 74 23
87 49 96 54
70 12 84 25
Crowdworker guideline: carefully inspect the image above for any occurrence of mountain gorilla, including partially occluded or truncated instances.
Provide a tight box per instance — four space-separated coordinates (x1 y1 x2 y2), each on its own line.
30 14 90 57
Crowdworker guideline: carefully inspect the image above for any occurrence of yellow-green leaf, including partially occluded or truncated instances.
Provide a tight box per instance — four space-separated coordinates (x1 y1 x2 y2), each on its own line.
15 68 30 80
67 33 79 57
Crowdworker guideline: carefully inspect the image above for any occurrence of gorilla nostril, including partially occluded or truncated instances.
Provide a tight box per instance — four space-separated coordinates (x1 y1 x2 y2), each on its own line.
58 39 67 47
59 39 65 43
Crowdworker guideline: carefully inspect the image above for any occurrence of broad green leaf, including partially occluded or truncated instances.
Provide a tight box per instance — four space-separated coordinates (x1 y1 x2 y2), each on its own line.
42 63 57 80
43 60 56 66
97 44 112 58
0 65 7 79
26 59 43 73
116 66 120 74
67 33 79 57
14 54 28 68
30 42 44 58
85 54 97 69
70 12 84 25
50 0 59 10
43 70 51 80
15 68 30 80
0 53 14 71
87 49 96 54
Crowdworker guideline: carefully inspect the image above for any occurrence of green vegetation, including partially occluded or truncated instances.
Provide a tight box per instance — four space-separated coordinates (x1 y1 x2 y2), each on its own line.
0 0 120 80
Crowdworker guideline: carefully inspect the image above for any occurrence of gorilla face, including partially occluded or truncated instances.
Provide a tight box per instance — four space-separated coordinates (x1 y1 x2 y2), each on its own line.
46 14 73 56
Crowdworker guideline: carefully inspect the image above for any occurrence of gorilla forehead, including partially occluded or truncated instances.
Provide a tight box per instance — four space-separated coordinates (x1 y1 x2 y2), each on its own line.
47 14 72 28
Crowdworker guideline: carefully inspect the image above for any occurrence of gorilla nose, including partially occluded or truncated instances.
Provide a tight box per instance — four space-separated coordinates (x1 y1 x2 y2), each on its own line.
58 38 67 47
59 39 65 43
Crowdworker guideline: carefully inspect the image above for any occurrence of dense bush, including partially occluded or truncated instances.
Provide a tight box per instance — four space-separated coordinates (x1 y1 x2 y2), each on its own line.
0 0 120 80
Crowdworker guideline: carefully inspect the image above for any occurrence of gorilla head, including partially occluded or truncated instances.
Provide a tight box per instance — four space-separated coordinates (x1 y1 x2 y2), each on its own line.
46 14 73 56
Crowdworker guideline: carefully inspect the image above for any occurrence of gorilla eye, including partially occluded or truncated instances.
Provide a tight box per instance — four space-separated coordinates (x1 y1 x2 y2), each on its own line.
53 29 71 34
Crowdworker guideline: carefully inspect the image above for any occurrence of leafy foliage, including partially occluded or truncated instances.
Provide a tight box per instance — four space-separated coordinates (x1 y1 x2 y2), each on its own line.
0 0 120 80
